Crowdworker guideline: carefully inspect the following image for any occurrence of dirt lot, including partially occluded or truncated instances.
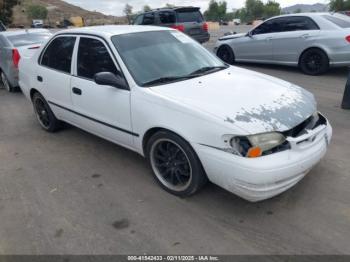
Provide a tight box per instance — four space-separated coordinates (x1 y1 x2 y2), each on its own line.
0 26 350 255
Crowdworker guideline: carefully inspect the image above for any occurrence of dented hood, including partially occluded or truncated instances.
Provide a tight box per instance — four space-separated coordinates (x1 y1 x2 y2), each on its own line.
150 66 317 134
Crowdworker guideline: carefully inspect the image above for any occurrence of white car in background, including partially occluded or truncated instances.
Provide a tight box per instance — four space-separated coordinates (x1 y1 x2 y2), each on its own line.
216 13 350 75
19 26 332 202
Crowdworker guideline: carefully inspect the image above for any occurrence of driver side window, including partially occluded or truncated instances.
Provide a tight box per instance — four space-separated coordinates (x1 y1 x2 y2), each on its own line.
77 37 119 80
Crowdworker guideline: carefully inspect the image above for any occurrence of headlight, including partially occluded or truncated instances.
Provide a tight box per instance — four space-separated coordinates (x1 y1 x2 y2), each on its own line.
230 132 286 158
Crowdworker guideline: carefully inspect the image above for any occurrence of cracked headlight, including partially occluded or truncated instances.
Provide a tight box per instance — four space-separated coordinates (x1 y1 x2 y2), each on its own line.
230 132 286 158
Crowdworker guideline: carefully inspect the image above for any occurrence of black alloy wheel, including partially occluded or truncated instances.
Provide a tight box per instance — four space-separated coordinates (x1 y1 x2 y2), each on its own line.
300 48 329 75
147 131 207 196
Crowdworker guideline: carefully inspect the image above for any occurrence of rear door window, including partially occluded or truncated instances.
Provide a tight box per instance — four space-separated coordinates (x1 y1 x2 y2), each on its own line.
322 14 350 28
77 37 118 80
8 33 51 47
281 16 319 31
159 11 176 24
142 13 155 25
176 10 203 23
41 36 76 74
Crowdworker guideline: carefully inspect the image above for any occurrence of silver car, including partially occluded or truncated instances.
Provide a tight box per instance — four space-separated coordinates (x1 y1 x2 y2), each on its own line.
215 13 350 75
0 29 51 92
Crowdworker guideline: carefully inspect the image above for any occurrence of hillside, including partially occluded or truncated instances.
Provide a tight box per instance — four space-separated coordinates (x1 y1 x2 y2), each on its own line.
282 3 329 14
12 0 127 26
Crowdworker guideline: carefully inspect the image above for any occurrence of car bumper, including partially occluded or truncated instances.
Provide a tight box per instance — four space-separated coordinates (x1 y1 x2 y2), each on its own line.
191 33 210 44
193 121 332 202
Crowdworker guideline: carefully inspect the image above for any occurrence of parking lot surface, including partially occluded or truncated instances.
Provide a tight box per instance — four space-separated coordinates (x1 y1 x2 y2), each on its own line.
0 26 350 255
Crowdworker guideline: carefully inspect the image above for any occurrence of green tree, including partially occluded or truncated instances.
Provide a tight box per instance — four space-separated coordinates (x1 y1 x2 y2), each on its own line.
143 5 151 12
329 0 350 11
263 1 280 18
294 8 302 13
0 0 18 25
27 5 48 20
204 0 227 21
123 3 133 23
245 0 264 20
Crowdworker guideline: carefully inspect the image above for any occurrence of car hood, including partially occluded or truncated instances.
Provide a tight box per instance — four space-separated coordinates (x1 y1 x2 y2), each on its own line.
219 33 246 41
150 67 317 134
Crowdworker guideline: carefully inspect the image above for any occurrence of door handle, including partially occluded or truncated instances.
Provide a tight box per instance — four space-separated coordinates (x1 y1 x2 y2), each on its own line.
301 34 310 39
72 87 82 95
37 76 43 82
266 37 273 41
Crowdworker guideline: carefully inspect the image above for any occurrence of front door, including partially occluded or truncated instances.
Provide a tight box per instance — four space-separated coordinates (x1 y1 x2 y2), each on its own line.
70 36 133 148
234 19 278 62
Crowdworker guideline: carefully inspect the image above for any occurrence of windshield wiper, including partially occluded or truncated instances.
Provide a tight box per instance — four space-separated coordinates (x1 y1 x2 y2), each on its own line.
142 76 195 87
189 66 228 76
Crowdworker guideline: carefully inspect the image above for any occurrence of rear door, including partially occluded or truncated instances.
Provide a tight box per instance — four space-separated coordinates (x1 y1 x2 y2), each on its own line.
37 35 77 121
175 8 206 37
271 16 320 64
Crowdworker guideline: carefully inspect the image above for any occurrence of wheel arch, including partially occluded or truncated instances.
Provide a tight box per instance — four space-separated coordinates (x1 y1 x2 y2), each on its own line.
142 127 188 157
217 43 235 56
30 88 41 101
298 46 330 66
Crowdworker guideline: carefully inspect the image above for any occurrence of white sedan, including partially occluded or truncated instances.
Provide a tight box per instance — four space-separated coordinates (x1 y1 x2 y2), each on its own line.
19 26 332 202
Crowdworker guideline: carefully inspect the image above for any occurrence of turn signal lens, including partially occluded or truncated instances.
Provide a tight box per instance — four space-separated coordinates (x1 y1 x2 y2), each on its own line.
247 147 263 158
346 35 350 43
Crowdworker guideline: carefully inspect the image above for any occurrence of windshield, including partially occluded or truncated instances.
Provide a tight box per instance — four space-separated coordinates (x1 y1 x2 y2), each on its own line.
111 30 226 86
176 10 203 23
8 33 51 47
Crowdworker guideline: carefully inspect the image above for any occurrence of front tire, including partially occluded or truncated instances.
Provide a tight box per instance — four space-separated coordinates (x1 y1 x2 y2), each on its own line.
1 72 14 92
217 45 235 64
32 92 61 132
299 48 329 75
146 131 207 197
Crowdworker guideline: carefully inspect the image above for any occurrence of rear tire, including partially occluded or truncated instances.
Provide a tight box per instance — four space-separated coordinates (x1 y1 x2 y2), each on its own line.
299 48 329 75
32 92 62 132
146 131 208 197
1 72 14 92
217 45 235 64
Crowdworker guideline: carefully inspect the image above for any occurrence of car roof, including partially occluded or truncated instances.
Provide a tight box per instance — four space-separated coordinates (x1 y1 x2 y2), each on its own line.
0 29 50 37
270 12 333 19
57 25 173 38
139 6 200 14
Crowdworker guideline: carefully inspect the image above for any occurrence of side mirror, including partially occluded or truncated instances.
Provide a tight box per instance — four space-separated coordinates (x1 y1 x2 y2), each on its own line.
247 31 254 38
94 72 128 90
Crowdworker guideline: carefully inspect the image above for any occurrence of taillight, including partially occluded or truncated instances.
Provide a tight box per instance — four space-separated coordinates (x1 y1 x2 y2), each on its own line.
346 35 350 43
203 22 208 31
171 24 185 32
12 49 21 68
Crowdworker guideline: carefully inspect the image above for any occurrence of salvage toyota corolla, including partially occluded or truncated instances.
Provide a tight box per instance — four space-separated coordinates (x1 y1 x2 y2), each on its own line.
19 26 332 202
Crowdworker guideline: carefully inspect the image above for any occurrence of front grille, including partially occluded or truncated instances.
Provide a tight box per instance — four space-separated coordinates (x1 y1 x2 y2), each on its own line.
282 113 326 138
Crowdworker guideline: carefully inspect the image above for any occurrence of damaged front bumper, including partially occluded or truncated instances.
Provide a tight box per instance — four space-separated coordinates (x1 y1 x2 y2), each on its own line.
193 117 332 202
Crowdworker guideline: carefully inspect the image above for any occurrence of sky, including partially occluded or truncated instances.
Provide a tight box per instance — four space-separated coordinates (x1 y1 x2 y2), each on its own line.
63 0 329 16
